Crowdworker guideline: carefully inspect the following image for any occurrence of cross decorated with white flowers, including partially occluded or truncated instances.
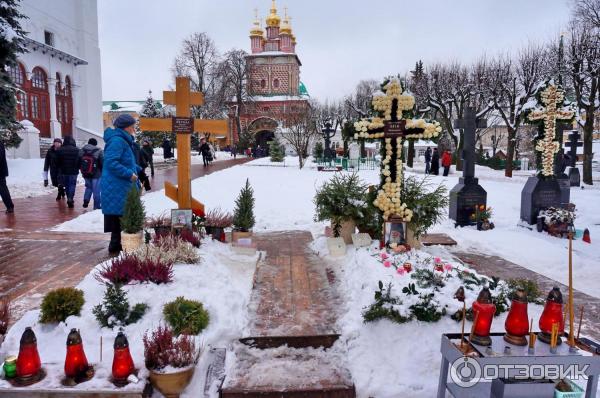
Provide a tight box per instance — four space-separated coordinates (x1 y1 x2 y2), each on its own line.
354 79 442 222
527 82 575 177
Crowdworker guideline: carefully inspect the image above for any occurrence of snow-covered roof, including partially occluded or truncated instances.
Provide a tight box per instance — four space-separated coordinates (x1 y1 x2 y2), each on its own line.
102 100 163 113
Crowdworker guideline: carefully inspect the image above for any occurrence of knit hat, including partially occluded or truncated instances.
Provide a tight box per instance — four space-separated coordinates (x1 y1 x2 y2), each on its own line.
53 138 62 144
88 138 98 146
113 114 136 129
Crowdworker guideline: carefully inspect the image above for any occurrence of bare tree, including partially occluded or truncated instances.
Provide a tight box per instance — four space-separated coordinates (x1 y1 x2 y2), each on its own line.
280 103 320 169
487 45 546 177
572 0 600 27
345 79 379 118
566 21 600 185
218 49 253 144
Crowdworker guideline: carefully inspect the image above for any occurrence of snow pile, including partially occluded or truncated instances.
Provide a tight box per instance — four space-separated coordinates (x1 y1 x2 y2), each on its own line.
0 240 257 394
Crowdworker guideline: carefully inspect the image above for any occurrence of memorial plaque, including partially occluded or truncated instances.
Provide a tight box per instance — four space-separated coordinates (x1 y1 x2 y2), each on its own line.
384 120 407 137
351 233 373 248
327 237 347 257
172 117 194 134
520 177 562 224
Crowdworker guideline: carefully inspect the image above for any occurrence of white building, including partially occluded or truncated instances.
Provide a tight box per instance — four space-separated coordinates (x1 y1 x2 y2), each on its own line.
7 0 103 157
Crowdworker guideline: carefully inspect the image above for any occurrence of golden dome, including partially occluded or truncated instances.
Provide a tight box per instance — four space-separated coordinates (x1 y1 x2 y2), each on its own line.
250 9 263 37
265 0 281 27
280 8 292 35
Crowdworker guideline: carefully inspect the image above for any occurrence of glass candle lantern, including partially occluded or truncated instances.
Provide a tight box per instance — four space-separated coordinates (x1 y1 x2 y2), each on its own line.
64 329 89 378
471 287 497 346
16 327 41 379
504 289 529 346
3 355 17 378
112 331 135 384
538 287 565 345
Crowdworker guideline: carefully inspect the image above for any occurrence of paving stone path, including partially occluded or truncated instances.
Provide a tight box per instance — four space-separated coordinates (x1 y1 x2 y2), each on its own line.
221 231 356 398
452 250 600 342
0 158 249 322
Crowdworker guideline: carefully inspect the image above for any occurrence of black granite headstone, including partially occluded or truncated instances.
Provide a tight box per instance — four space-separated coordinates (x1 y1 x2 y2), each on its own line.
565 131 582 187
520 177 562 224
557 176 571 205
569 167 581 187
449 107 488 226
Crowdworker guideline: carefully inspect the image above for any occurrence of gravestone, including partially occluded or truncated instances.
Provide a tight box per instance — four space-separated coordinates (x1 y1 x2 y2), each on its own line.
520 177 562 224
449 107 487 226
348 143 360 160
557 176 571 205
565 131 582 187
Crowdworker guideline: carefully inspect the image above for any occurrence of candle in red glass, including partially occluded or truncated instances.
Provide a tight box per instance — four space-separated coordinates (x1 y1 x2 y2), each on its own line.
64 329 89 378
16 327 41 378
504 289 529 346
112 331 135 384
538 287 564 345
471 287 496 346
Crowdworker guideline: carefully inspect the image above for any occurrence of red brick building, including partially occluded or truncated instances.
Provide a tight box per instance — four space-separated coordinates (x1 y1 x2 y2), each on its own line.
228 1 309 151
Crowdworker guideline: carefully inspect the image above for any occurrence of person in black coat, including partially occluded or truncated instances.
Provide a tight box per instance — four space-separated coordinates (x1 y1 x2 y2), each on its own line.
56 135 80 208
430 148 440 176
199 138 211 167
141 139 155 177
162 138 173 160
133 142 151 191
0 141 14 214
44 138 65 200
424 146 432 174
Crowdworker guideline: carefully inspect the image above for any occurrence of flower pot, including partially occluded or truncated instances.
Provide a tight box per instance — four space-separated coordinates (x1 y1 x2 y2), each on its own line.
476 221 483 231
211 227 226 242
232 230 252 242
335 220 356 245
406 227 421 249
121 232 143 252
204 226 213 236
148 366 195 398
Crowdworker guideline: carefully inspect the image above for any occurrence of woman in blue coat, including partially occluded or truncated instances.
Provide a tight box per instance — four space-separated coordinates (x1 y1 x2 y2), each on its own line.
101 114 140 254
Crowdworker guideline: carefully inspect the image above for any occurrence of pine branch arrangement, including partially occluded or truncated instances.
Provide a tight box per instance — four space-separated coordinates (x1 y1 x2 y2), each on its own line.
233 179 255 232
269 137 284 162
121 186 145 234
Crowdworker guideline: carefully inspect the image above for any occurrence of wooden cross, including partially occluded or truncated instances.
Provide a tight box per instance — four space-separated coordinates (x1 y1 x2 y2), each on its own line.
139 76 228 211
354 78 441 221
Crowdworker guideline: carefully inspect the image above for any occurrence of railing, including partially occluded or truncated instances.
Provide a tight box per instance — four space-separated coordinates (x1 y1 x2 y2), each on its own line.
315 157 379 171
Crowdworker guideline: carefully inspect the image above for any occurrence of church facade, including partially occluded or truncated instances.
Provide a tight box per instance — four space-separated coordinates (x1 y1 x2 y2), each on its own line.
8 0 103 149
228 1 309 152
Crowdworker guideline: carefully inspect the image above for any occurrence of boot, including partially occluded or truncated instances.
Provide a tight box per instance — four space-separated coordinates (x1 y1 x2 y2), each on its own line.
67 201 74 209
83 200 89 208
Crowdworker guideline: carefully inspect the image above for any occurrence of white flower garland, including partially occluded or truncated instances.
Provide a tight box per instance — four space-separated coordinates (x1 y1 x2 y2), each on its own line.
528 84 575 177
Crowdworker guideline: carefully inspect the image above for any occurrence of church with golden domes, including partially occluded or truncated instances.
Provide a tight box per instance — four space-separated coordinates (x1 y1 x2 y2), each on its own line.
228 0 310 152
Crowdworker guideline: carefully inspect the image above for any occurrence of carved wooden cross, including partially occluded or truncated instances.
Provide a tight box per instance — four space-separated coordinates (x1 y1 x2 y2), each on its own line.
354 79 441 221
139 77 228 211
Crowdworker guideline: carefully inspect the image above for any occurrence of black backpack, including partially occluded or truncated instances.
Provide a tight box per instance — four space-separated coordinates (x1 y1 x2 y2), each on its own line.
80 148 98 178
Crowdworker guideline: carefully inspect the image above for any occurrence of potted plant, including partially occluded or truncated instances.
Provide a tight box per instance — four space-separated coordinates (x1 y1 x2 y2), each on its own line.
144 325 199 398
356 186 381 239
146 213 171 238
204 208 233 243
314 172 368 244
121 186 146 252
232 179 255 241
472 205 494 231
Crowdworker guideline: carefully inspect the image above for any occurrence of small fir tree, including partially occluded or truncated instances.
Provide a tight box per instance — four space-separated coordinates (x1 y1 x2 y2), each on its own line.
269 137 284 162
313 141 324 159
136 90 168 147
232 179 255 232
121 186 145 234
93 283 148 328
0 0 26 148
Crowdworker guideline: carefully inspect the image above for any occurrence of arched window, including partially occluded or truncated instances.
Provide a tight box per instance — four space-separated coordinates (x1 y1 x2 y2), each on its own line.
273 78 279 89
31 67 47 90
65 76 71 96
260 79 266 89
7 63 24 86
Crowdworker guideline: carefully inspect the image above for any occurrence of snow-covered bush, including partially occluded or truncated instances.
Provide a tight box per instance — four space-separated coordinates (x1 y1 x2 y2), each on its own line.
39 287 84 324
163 297 210 336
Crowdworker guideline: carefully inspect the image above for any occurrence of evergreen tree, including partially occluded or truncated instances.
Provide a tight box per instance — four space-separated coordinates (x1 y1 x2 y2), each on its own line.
93 283 148 329
232 179 255 232
269 137 284 162
136 90 170 147
0 0 26 147
313 141 324 159
121 186 145 234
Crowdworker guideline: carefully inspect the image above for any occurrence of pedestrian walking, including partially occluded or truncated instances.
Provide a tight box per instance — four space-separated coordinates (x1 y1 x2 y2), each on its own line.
56 136 80 208
208 142 216 163
199 138 211 167
424 146 431 175
232 144 237 159
442 150 452 177
0 141 14 214
80 138 103 209
430 148 440 176
43 138 65 200
133 141 151 191
102 114 140 254
162 138 173 160
141 139 155 177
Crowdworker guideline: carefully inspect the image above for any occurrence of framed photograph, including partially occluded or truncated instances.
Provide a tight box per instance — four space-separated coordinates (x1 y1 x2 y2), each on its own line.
171 209 193 231
384 221 406 247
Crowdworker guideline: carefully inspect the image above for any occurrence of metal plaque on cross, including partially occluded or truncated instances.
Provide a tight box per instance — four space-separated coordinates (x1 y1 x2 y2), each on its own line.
384 120 407 138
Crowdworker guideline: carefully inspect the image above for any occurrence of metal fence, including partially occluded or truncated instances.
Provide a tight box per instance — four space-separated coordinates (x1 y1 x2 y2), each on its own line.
315 157 379 171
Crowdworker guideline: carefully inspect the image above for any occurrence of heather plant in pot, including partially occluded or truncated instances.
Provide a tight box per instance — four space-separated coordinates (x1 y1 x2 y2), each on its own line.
144 325 199 398
204 208 233 242
314 172 368 244
146 213 171 237
121 186 146 252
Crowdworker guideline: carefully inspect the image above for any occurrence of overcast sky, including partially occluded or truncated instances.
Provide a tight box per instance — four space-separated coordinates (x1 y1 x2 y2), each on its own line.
98 0 571 103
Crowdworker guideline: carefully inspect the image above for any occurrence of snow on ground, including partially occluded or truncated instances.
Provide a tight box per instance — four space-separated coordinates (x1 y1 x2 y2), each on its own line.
0 240 257 395
5 158 65 199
